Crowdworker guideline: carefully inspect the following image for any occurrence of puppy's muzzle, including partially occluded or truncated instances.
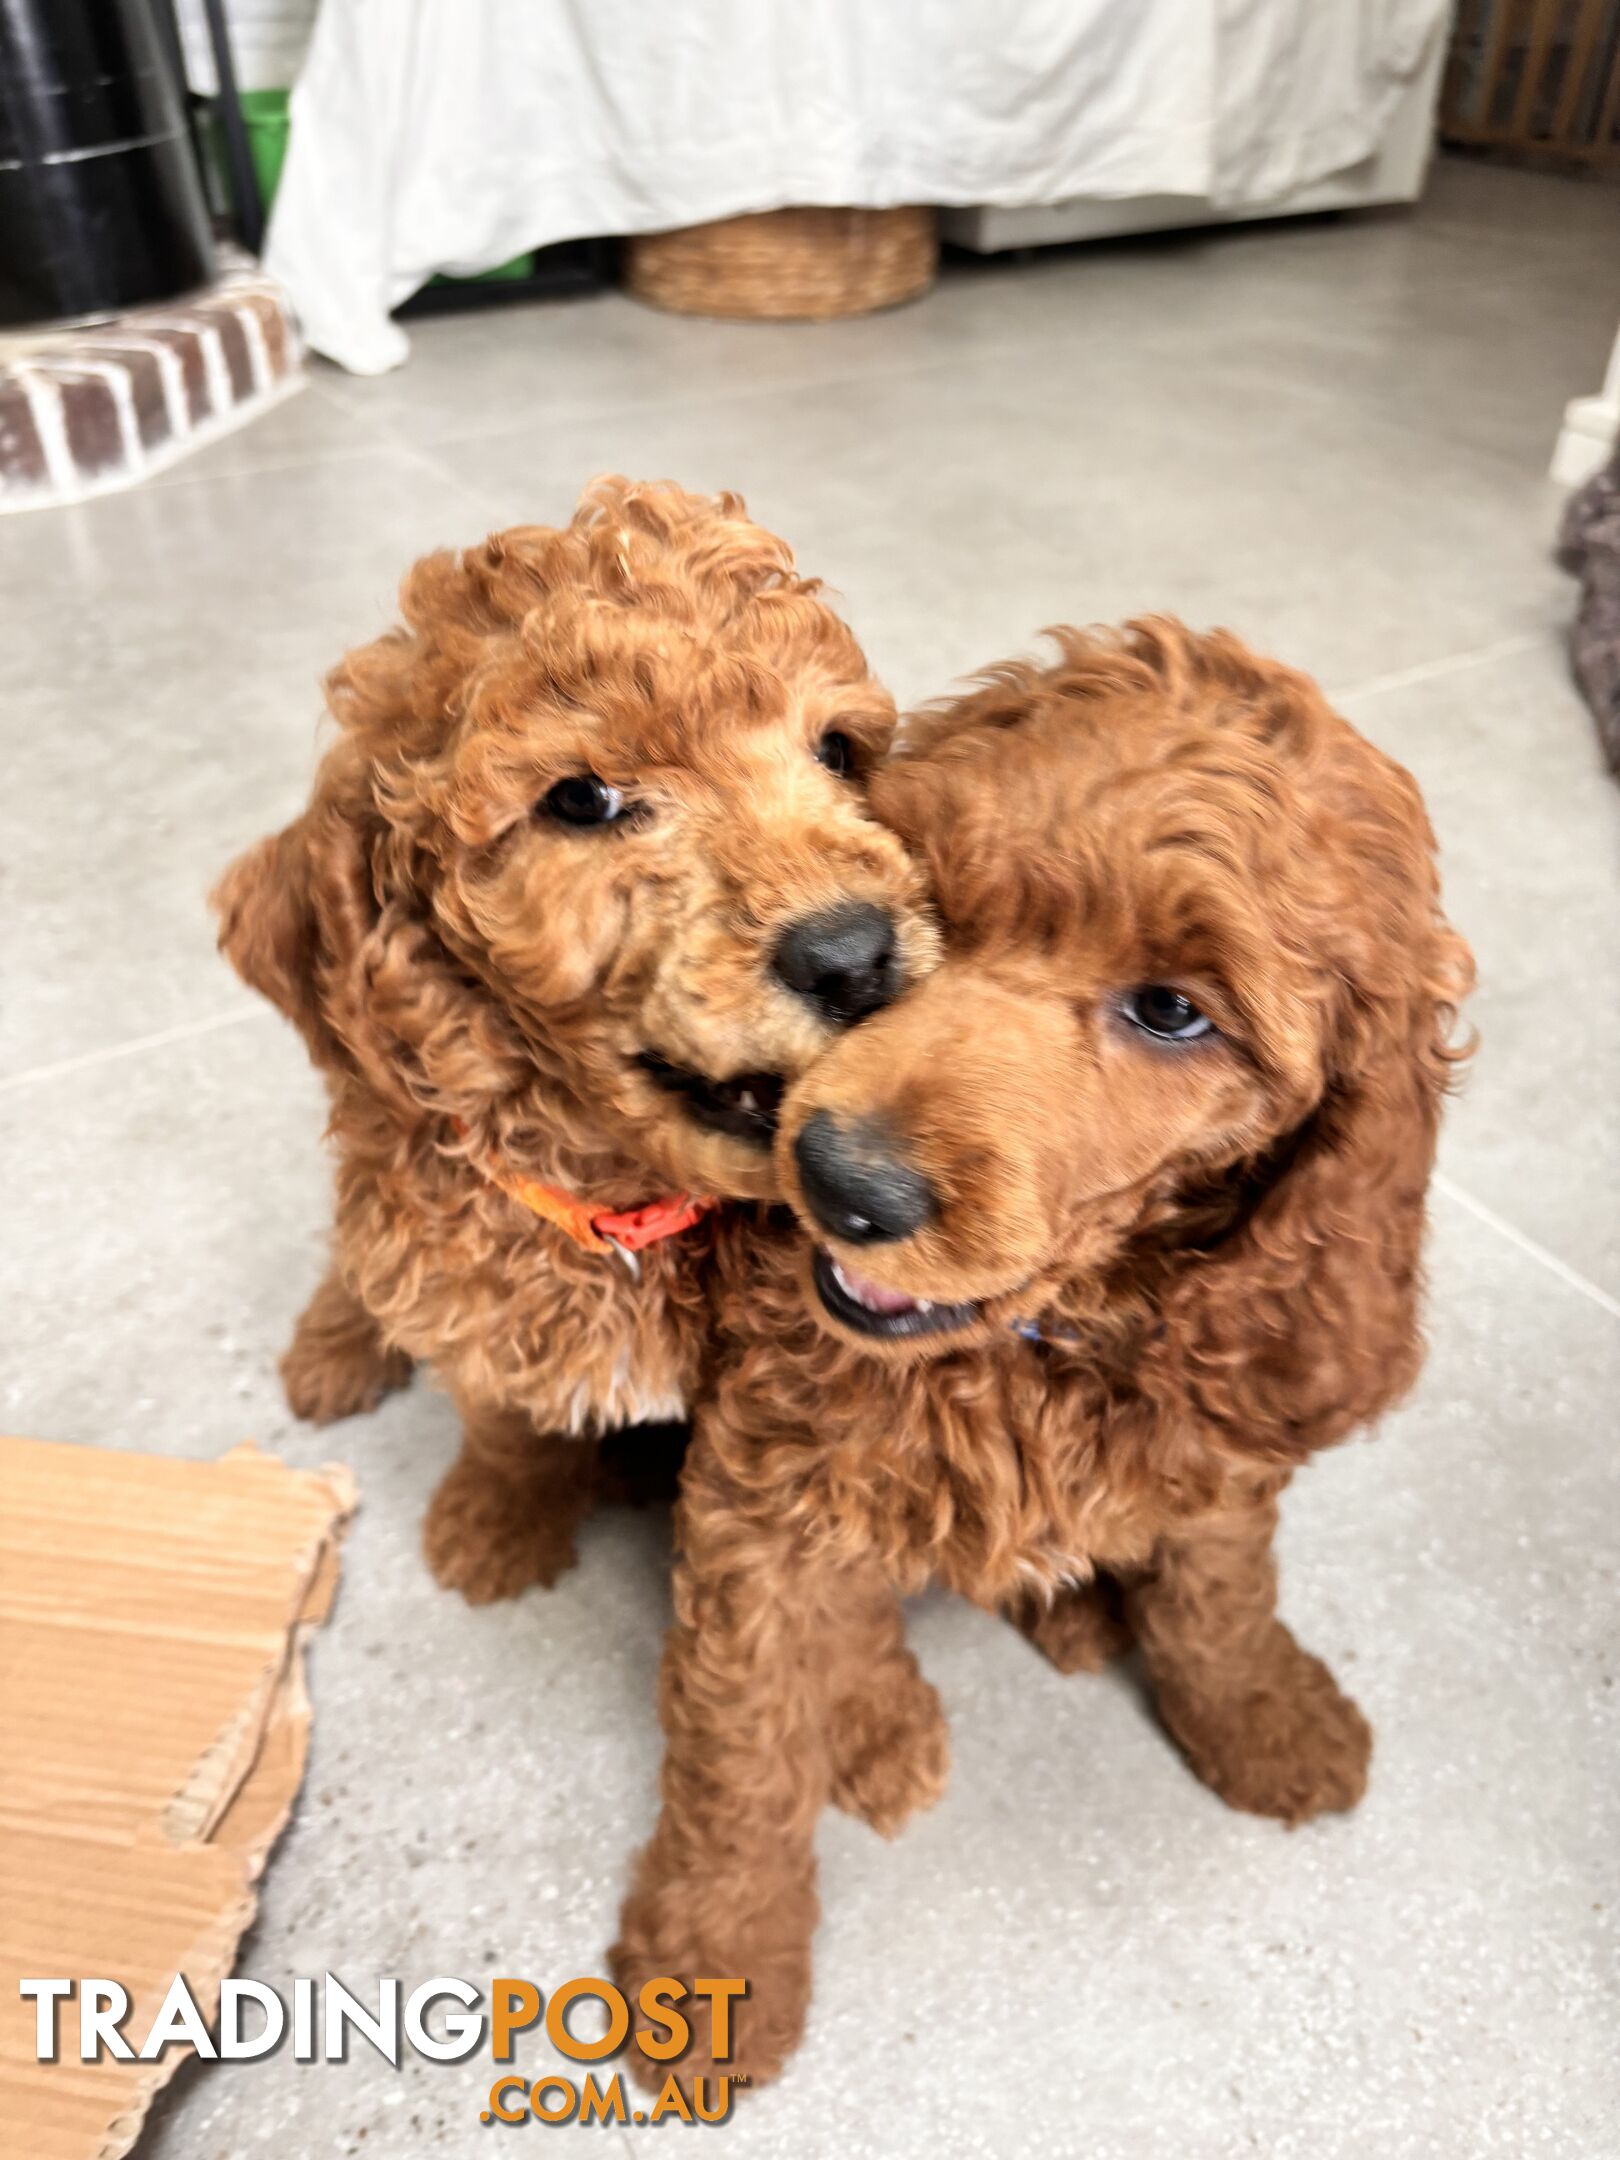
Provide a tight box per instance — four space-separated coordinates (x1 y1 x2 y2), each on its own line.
793 1110 937 1245
772 902 899 1026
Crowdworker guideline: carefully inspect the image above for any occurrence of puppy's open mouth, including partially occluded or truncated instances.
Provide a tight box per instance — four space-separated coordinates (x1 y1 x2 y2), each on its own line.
638 1052 786 1147
811 1247 981 1341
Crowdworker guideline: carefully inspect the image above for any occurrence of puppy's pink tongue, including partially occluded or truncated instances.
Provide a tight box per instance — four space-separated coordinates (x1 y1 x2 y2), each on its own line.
829 1256 919 1315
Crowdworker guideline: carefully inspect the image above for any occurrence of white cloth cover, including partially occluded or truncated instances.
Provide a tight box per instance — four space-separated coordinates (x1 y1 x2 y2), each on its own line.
267 0 1449 374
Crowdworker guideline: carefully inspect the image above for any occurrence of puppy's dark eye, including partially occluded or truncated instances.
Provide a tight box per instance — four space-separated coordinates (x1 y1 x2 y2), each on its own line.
815 730 857 778
541 774 625 827
1121 986 1215 1043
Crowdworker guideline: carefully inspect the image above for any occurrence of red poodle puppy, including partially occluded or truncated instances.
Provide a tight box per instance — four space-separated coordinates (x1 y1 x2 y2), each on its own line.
614 618 1473 2084
213 477 937 1606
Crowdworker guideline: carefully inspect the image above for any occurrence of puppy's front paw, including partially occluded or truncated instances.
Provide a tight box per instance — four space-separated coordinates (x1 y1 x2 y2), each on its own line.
280 1302 411 1425
421 1458 579 1603
612 1874 816 2094
1156 1638 1371 1825
828 1660 949 1836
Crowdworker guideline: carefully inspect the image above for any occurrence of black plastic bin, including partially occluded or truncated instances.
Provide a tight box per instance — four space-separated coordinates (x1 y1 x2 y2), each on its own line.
0 0 214 327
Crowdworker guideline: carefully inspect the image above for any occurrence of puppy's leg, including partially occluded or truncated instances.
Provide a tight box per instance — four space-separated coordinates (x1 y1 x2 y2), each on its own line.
422 1394 595 1603
1127 1483 1371 1825
281 1264 412 1424
1011 1572 1133 1675
826 1571 949 1837
612 1466 842 2091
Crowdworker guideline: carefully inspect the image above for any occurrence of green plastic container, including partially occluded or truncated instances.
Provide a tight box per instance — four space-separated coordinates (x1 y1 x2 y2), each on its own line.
213 88 536 283
238 87 291 209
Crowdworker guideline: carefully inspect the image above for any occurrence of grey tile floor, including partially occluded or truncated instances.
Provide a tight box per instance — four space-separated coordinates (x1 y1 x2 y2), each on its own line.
3 156 1618 2157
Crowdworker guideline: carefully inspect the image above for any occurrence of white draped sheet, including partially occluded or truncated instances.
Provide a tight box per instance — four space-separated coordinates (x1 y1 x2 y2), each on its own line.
266 0 1450 373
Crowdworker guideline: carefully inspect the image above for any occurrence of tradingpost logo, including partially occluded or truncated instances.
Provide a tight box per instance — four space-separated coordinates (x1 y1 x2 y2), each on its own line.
22 1971 749 2127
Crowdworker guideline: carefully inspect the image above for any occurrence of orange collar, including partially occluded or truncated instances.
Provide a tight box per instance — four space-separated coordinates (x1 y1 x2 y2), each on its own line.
456 1124 716 1265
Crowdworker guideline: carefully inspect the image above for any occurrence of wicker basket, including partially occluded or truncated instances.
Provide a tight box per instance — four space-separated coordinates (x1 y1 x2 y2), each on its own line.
625 206 938 321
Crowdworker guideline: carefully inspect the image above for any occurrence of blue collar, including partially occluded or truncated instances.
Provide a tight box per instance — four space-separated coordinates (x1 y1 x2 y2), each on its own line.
1010 1316 1079 1348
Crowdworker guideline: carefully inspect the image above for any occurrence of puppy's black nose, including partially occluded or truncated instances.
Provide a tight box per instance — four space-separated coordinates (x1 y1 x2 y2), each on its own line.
772 901 898 1026
793 1110 936 1245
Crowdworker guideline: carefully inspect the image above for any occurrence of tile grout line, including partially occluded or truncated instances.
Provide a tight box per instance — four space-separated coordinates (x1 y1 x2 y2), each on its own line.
364 334 1061 478
372 457 1559 719
0 1006 268 1093
1328 631 1549 708
1433 1171 1620 1323
387 434 523 525
163 339 1005 499
8 1025 1613 1332
296 279 1567 491
144 430 400 495
1334 621 1615 1324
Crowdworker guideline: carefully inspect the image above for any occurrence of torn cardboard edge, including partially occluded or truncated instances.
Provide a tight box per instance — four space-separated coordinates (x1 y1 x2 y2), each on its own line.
0 1436 356 2160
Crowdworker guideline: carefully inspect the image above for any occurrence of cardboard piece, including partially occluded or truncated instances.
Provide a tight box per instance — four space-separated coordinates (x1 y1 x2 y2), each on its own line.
0 1436 355 2160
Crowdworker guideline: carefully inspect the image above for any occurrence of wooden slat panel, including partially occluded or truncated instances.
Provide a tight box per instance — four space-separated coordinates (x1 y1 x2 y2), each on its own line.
1443 0 1620 157
1595 22 1620 145
1479 0 1530 129
1509 0 1565 138
1553 0 1610 142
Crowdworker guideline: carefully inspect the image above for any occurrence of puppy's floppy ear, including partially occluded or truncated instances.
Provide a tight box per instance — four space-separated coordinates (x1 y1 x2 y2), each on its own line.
212 816 328 1057
1155 778 1474 1460
211 748 380 1073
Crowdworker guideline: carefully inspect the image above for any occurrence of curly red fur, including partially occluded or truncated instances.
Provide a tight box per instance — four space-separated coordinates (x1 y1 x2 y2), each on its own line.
211 476 936 1629
613 620 1473 2086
